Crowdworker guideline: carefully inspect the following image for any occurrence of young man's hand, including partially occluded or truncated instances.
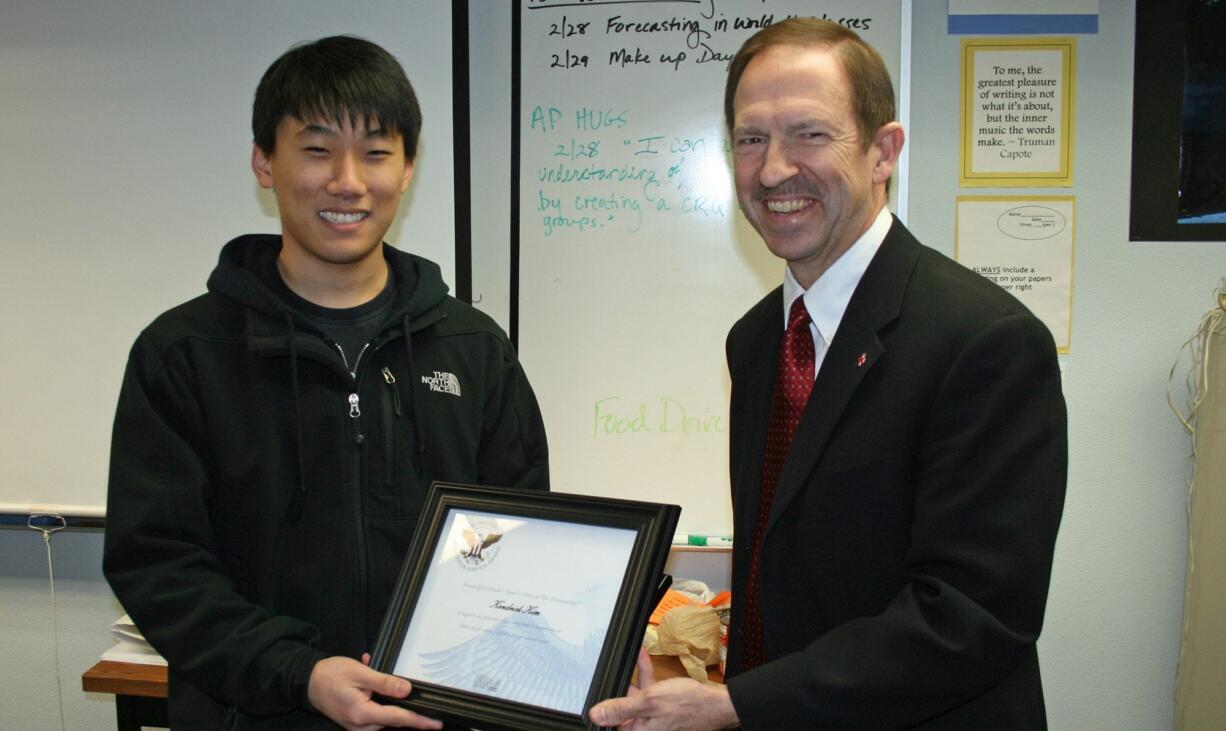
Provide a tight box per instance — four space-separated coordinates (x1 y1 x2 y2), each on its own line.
307 655 442 731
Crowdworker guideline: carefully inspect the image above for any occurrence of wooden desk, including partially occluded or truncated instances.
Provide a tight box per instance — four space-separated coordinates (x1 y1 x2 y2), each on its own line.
81 660 168 731
646 654 725 683
82 655 720 730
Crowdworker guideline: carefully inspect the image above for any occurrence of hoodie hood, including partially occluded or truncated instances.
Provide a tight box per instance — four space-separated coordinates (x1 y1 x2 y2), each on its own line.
205 234 449 327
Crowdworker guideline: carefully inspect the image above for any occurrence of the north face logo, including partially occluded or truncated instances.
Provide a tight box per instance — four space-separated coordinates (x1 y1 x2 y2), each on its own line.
422 371 461 396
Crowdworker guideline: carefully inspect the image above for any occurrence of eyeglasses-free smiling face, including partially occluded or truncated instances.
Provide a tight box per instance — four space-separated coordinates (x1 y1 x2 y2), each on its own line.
731 45 899 288
251 115 414 278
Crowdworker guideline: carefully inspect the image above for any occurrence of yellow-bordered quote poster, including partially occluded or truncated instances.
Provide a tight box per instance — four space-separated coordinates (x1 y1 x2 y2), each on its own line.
960 37 1076 187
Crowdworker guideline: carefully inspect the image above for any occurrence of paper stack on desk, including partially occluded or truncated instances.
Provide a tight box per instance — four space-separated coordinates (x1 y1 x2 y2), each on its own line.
100 614 167 666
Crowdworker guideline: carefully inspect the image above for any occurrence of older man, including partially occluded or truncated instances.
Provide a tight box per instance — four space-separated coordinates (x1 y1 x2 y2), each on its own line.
591 18 1066 730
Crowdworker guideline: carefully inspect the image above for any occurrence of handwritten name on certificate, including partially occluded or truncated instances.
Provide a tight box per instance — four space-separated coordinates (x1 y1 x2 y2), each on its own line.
393 510 637 714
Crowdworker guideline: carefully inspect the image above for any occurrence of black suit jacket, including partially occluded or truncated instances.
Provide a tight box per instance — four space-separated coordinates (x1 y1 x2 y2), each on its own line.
723 219 1067 729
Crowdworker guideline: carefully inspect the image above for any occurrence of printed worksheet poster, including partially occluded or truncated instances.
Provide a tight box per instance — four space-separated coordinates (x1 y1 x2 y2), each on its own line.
956 197 1075 351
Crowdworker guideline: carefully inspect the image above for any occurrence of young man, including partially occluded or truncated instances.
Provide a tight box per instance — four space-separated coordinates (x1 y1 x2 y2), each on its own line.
591 18 1066 730
104 36 549 730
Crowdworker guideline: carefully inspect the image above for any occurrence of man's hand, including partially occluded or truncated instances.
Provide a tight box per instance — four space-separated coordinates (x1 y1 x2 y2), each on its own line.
589 651 739 731
307 655 442 731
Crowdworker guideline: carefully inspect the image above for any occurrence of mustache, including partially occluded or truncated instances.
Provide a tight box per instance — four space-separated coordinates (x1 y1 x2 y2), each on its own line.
752 180 820 201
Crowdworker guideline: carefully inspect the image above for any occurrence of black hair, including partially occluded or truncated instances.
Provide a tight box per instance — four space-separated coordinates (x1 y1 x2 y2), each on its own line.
252 35 422 160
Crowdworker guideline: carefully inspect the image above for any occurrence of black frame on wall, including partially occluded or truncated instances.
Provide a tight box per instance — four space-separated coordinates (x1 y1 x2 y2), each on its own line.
1129 0 1226 242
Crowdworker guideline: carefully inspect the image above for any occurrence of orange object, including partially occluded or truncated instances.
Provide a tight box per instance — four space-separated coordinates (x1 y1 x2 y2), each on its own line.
649 589 733 625
649 589 700 624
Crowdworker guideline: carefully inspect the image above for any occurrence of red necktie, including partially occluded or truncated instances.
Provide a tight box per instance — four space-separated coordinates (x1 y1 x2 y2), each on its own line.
740 296 816 671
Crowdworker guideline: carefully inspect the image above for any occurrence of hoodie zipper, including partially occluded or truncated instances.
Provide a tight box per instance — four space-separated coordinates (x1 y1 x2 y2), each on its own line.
335 342 371 380
381 367 403 484
345 358 370 645
382 366 403 415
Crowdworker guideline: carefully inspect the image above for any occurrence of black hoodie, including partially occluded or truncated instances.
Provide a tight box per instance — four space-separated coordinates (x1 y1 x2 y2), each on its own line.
104 235 549 729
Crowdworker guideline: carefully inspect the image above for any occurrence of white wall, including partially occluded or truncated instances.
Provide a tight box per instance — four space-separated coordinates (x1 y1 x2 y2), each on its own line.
0 0 455 515
907 4 1201 728
0 530 123 730
1 2 1216 729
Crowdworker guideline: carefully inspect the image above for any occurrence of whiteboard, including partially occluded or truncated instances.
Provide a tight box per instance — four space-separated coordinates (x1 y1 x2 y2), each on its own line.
0 0 455 517
517 0 904 535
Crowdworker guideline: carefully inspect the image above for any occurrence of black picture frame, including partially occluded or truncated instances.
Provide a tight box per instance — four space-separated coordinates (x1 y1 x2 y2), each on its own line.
370 482 679 730
1129 0 1226 241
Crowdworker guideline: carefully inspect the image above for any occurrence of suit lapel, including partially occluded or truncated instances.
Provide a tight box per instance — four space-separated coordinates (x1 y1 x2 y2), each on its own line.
765 218 922 534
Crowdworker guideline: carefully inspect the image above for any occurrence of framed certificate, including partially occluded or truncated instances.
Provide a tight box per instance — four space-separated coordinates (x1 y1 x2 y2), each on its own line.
370 482 680 730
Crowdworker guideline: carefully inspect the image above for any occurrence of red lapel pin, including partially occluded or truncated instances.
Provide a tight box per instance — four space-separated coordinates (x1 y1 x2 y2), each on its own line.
856 353 867 367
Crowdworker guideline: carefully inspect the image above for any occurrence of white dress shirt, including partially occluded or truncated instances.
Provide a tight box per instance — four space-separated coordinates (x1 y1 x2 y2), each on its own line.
781 207 893 378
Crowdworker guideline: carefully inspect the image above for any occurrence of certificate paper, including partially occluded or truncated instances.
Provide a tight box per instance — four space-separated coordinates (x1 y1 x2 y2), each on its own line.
372 483 679 729
393 510 637 715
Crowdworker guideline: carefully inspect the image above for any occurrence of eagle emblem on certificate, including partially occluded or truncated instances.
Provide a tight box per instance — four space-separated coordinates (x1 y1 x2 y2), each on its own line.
456 519 503 568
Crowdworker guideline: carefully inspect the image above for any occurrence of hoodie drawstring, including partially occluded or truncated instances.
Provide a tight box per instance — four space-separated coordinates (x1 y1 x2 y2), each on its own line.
284 313 308 521
402 313 426 476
